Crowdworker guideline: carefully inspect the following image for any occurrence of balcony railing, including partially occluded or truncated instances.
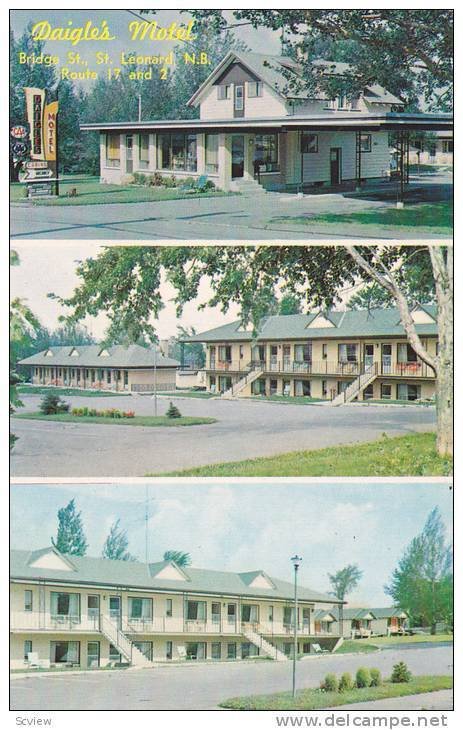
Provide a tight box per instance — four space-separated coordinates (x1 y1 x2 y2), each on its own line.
12 612 340 637
206 359 436 378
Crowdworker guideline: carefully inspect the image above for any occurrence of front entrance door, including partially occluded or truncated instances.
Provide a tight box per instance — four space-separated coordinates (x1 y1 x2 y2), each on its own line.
231 135 245 178
364 344 374 368
125 135 133 174
330 148 342 186
109 596 121 627
382 344 392 374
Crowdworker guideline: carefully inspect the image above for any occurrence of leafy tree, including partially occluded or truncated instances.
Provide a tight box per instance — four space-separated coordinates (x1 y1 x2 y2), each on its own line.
102 519 137 561
328 564 363 601
279 293 302 315
385 507 453 631
51 499 88 556
50 244 453 456
348 250 437 310
189 10 453 110
163 550 191 567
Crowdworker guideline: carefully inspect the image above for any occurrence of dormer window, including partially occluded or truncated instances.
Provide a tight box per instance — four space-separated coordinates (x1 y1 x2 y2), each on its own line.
217 84 231 100
234 85 244 112
248 81 263 98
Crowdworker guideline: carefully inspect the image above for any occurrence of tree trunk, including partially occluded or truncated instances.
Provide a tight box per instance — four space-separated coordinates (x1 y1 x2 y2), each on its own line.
430 246 453 457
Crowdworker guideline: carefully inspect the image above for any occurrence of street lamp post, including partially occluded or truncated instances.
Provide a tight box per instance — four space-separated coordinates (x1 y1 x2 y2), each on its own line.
291 555 302 699
153 340 158 417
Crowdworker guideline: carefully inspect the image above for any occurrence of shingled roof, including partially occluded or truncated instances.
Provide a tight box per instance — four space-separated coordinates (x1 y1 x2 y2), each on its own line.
11 548 341 605
18 344 179 369
183 305 438 343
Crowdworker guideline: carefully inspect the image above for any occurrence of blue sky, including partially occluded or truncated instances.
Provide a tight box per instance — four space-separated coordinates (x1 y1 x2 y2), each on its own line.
11 481 452 606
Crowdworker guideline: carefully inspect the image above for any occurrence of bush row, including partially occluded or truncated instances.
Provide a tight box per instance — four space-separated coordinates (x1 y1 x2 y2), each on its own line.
71 407 135 419
320 662 412 693
131 171 216 191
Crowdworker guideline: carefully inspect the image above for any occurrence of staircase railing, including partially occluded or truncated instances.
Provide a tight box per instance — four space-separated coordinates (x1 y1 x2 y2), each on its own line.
100 615 132 663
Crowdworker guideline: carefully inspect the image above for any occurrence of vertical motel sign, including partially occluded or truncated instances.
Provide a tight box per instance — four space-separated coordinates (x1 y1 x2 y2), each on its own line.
23 87 59 196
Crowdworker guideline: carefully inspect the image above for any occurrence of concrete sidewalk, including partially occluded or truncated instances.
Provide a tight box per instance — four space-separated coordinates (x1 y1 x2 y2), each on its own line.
333 689 453 710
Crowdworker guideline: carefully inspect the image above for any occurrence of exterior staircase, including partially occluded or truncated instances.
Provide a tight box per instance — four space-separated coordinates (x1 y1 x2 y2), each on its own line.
243 627 288 661
330 363 378 406
100 615 152 667
231 177 266 195
221 364 264 399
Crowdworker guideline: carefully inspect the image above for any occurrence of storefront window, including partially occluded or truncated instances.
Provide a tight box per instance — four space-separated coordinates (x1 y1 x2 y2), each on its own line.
105 133 120 167
254 134 279 172
159 133 197 172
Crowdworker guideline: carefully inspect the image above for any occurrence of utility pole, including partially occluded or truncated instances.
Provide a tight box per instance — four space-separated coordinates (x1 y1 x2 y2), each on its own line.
138 94 142 122
145 485 149 563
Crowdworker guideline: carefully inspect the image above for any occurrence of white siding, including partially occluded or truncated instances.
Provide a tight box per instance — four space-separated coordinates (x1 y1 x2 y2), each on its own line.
297 131 390 183
199 83 286 120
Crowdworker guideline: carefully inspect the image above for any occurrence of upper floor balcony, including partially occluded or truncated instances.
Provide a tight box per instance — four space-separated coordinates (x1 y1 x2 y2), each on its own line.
207 359 436 379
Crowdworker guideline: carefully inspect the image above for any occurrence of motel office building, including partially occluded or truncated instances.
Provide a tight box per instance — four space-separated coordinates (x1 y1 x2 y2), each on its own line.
185 305 438 403
81 51 452 195
10 548 344 669
18 344 179 393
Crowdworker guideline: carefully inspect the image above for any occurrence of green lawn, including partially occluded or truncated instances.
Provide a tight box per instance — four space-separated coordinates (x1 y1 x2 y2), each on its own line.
10 175 230 206
219 676 452 710
333 640 379 654
156 432 451 477
162 390 216 399
13 412 217 428
273 201 452 234
17 385 129 398
372 634 453 647
242 395 324 405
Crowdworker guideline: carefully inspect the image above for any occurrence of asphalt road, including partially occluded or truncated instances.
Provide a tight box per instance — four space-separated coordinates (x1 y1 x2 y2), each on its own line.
10 645 452 711
10 176 451 241
11 393 436 477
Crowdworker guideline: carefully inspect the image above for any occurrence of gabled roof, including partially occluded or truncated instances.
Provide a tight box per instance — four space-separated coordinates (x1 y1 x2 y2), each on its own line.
10 548 340 605
184 305 438 343
18 344 179 369
331 606 408 620
188 52 404 108
369 607 409 619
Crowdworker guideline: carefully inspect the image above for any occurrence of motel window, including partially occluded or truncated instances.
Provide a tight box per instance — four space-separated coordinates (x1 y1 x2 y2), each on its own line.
360 134 372 152
397 343 418 363
295 380 311 397
234 84 244 111
227 643 237 659
217 84 231 100
211 603 221 623
294 344 311 362
363 383 374 400
241 604 258 623
24 640 33 661
241 642 259 659
87 595 99 618
218 345 232 363
429 144 437 157
51 592 80 619
124 370 128 386
227 604 236 624
129 597 153 620
211 642 222 660
166 599 173 617
442 140 453 153
187 601 206 621
139 133 150 169
105 133 120 167
322 380 328 396
268 606 274 622
205 134 219 174
397 383 421 401
109 644 121 663
166 641 173 660
284 607 295 626
339 344 358 363
248 81 263 98
322 343 328 360
159 133 197 172
24 590 33 612
254 134 279 170
50 641 80 665
107 371 111 384
186 642 206 660
301 133 318 154
381 383 392 400
283 380 291 396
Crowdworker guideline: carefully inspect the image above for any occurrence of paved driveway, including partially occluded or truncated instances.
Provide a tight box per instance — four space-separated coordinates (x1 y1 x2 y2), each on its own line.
10 645 452 711
10 175 451 241
11 394 436 477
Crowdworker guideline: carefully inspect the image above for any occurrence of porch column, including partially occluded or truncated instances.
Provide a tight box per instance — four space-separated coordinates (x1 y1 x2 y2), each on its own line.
279 130 288 188
119 134 127 178
180 341 185 369
218 133 231 191
197 133 206 175
355 130 362 190
149 133 157 171
99 133 106 182
132 133 140 173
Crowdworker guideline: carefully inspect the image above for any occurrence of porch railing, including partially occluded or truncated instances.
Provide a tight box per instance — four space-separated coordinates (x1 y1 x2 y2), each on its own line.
206 359 435 378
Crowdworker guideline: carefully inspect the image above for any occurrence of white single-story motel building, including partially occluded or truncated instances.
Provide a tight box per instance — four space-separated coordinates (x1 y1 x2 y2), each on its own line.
81 52 452 195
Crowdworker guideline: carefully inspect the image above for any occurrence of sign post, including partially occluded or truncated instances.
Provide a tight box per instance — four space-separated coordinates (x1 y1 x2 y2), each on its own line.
22 87 59 197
